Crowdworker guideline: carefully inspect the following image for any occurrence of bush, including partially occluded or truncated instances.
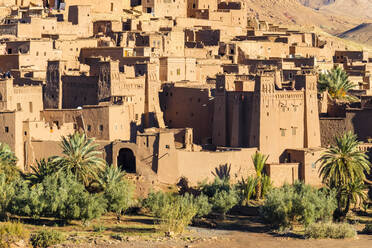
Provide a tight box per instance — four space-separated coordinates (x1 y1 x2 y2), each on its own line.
363 223 372 234
9 180 45 219
93 224 107 233
42 173 107 224
0 222 28 248
305 222 357 239
199 178 238 217
9 172 107 224
99 165 134 220
260 182 337 229
0 143 20 183
142 191 172 218
30 229 65 248
194 194 212 218
210 190 238 217
0 175 16 220
143 192 211 233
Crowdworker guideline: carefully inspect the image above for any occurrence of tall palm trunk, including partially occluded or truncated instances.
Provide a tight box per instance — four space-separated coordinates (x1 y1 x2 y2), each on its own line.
342 196 351 217
255 179 261 200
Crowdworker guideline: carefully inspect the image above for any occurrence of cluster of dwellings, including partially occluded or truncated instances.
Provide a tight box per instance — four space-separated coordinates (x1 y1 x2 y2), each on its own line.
0 0 371 187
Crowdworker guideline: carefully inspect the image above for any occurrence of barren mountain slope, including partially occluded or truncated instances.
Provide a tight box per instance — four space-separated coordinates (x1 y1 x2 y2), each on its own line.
297 0 335 9
244 0 362 34
298 0 372 19
338 23 372 46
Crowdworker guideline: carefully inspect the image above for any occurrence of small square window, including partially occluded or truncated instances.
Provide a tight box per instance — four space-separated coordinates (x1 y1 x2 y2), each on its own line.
292 127 297 135
99 125 104 131
5 126 9 133
280 128 286 137
87 125 91 131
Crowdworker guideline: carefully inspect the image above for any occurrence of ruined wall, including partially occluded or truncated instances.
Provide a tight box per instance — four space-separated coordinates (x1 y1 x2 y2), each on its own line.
319 117 347 147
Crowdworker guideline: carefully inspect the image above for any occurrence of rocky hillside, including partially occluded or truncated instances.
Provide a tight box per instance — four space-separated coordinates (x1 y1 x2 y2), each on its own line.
244 0 362 34
297 0 335 9
297 0 372 19
338 23 372 46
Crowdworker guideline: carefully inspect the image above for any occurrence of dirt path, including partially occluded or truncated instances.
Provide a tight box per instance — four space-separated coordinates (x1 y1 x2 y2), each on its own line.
67 229 372 248
189 231 372 248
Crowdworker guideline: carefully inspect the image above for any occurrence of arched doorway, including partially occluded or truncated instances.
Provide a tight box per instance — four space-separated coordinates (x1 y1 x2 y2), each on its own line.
117 148 136 173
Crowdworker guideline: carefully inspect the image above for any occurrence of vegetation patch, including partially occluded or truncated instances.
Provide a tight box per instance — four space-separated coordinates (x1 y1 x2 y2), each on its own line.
304 222 356 239
30 229 65 248
0 222 28 248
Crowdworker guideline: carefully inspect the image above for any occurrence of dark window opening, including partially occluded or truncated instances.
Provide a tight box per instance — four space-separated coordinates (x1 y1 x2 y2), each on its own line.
5 126 9 133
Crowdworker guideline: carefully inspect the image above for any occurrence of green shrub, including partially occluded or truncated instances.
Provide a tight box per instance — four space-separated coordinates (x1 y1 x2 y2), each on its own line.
0 143 19 183
30 229 65 248
143 192 210 233
93 224 107 233
363 223 372 234
0 222 28 248
42 173 107 224
260 182 337 229
0 175 16 220
210 190 238 217
158 194 198 233
9 172 106 224
199 178 238 217
142 191 172 218
99 165 134 220
305 222 357 239
9 180 45 219
194 194 212 218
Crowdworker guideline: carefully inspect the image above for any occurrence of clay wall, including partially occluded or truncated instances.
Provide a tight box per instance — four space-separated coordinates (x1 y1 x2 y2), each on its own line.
159 57 196 82
160 85 214 144
55 38 97 69
41 105 134 141
176 148 257 185
143 0 187 18
61 75 98 108
266 163 299 187
237 41 289 59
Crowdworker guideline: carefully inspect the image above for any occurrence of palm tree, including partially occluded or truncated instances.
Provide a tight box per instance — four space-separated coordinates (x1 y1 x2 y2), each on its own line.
237 176 257 206
0 142 19 182
52 132 106 187
318 67 358 102
317 132 371 217
341 180 368 213
98 164 133 221
252 152 269 200
22 158 58 186
98 164 125 190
